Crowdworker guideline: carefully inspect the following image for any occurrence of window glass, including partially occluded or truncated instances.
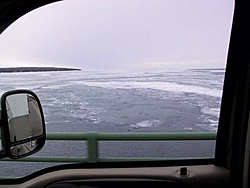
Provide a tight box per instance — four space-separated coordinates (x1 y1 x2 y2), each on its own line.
0 0 234 177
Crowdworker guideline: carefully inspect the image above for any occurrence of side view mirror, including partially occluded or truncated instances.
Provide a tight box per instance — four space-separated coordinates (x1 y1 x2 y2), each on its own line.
0 90 46 159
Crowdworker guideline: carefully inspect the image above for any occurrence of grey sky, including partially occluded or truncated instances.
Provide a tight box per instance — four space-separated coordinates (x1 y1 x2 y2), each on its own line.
0 0 234 70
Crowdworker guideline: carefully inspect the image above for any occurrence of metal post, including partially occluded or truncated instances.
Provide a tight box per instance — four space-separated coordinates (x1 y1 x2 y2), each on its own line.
86 131 98 162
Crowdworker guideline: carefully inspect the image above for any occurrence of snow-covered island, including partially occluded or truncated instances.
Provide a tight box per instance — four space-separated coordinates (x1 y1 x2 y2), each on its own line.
0 67 81 73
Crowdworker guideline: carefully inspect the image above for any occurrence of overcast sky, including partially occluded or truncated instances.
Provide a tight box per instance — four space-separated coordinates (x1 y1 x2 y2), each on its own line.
0 0 234 70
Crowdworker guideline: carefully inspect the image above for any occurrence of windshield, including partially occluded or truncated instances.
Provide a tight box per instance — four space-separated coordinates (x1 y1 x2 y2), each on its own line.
0 0 234 178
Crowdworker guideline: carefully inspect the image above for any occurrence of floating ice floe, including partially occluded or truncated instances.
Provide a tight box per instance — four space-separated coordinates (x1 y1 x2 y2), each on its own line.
184 127 193 130
201 107 220 118
130 119 162 129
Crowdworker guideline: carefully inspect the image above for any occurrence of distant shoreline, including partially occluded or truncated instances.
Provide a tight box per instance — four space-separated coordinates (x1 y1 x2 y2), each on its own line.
188 68 225 71
0 67 81 73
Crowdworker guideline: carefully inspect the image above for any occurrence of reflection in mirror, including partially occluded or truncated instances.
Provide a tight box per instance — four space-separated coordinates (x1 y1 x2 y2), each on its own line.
10 140 37 157
6 94 43 142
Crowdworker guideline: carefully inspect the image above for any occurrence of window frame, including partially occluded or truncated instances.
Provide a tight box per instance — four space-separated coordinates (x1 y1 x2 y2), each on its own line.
1 1 250 187
215 1 250 187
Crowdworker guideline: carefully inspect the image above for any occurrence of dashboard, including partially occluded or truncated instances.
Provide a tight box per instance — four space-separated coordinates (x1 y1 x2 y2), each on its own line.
0 164 230 188
46 178 187 188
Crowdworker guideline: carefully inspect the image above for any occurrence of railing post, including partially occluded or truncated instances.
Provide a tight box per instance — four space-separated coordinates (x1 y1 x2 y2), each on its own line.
86 131 98 162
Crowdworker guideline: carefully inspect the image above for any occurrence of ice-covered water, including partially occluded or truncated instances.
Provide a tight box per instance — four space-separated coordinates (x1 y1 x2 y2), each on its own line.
0 69 224 132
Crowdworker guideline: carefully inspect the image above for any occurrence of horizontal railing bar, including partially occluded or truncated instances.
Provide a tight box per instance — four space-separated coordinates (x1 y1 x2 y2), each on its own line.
46 132 216 141
0 132 216 165
0 132 217 140
98 157 212 162
1 156 210 163
0 176 20 179
1 156 88 163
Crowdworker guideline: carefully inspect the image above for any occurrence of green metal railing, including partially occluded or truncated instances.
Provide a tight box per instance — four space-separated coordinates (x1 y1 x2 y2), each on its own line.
1 132 216 163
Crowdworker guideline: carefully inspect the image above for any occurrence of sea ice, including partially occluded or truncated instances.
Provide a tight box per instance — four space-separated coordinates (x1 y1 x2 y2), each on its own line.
130 119 162 128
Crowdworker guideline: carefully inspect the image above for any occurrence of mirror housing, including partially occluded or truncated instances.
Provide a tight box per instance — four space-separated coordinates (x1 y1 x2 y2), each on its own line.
0 90 46 159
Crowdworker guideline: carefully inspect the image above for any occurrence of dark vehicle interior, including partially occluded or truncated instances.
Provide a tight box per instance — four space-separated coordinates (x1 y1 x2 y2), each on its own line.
0 0 250 188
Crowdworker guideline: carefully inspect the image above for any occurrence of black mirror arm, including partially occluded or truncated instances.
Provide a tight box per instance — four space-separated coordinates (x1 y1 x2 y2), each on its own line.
0 112 7 159
0 117 7 159
0 149 7 159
